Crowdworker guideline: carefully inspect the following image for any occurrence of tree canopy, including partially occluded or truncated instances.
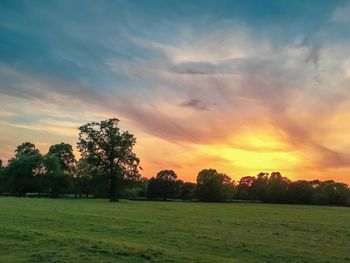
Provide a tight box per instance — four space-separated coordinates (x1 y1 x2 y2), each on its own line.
47 143 76 175
148 170 180 200
196 169 235 202
77 118 140 201
15 142 40 159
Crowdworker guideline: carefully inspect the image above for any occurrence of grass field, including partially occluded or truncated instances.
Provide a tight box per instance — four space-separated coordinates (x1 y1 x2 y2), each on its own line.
0 197 349 263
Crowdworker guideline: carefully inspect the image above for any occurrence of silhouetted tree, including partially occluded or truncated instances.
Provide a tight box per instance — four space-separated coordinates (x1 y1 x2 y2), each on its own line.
6 154 42 196
47 143 76 175
287 180 314 204
39 155 72 197
196 169 234 202
236 176 255 200
121 177 149 200
264 172 290 203
147 170 179 200
74 158 94 198
77 118 140 201
250 172 269 201
4 143 42 196
0 159 5 194
234 172 350 206
15 142 40 159
179 182 196 200
2 138 350 206
313 180 350 206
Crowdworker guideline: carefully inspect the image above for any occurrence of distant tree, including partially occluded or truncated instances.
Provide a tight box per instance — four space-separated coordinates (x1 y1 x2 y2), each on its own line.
235 172 350 206
40 155 73 198
5 142 42 196
250 172 269 201
121 176 149 200
331 182 350 206
238 176 255 187
138 177 149 198
264 172 290 203
147 170 179 200
6 154 42 196
312 191 329 205
77 118 140 201
179 182 196 200
313 180 350 206
15 142 40 159
287 180 314 204
74 158 94 198
47 143 76 174
196 169 234 202
222 174 235 199
236 176 255 200
0 160 5 194
147 178 159 199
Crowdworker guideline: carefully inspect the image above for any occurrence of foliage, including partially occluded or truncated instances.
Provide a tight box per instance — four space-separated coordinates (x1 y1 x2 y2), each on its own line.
0 136 350 206
47 143 76 175
1 143 73 197
179 182 196 200
236 173 350 206
0 160 4 194
5 154 42 196
121 177 148 199
286 180 314 204
40 155 73 198
77 118 140 201
73 158 94 198
14 142 40 158
147 170 180 200
196 169 235 202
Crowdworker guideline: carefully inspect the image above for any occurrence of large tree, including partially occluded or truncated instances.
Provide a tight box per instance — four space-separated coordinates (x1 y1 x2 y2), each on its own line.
47 143 76 174
77 118 140 201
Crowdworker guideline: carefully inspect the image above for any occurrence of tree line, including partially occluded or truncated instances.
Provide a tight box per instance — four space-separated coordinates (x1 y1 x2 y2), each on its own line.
0 118 349 206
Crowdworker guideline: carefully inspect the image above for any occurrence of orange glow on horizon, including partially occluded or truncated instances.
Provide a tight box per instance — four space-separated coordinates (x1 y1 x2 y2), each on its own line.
136 127 348 184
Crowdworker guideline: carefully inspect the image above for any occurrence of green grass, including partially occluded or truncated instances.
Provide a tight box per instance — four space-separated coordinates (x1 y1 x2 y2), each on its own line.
0 197 349 263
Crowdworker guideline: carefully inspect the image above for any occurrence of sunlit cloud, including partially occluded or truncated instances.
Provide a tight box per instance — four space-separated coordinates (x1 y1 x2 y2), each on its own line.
1 0 350 183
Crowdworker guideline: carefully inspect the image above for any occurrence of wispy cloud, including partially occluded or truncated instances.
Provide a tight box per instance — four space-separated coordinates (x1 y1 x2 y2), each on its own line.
1 0 350 182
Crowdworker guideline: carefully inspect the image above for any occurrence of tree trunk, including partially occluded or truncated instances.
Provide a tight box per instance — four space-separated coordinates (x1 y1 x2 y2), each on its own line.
109 174 118 202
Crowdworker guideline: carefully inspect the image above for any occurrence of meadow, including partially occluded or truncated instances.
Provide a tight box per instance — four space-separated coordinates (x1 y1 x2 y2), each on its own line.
0 197 349 263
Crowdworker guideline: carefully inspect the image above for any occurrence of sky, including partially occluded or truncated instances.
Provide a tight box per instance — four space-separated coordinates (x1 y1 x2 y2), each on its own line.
1 0 350 183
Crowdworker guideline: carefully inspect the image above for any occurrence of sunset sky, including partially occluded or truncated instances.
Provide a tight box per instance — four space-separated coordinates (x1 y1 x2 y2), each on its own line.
1 0 350 183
